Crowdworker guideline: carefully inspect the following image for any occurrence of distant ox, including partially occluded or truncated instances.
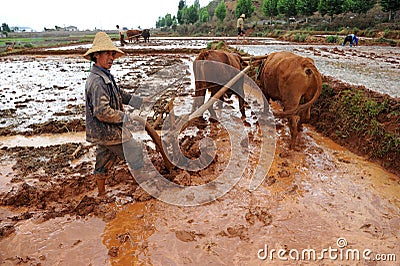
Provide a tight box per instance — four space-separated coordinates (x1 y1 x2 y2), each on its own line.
126 29 150 43
142 29 150 42
258 51 322 148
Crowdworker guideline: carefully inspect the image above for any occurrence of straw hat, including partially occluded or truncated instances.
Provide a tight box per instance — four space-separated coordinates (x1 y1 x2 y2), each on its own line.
240 14 246 19
83 32 124 60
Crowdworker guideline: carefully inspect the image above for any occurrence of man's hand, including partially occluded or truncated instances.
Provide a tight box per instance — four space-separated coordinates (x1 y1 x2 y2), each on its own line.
123 113 146 125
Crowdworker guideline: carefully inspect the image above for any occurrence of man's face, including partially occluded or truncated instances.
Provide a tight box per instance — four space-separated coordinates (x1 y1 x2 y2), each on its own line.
94 51 117 69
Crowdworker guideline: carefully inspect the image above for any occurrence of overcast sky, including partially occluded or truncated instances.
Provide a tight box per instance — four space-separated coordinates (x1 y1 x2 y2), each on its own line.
1 0 211 31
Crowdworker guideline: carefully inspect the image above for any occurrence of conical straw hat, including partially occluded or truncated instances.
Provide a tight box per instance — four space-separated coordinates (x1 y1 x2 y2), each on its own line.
83 32 124 60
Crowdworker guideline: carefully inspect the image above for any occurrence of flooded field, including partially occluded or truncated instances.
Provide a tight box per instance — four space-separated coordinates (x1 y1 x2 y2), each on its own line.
0 37 399 265
239 44 400 98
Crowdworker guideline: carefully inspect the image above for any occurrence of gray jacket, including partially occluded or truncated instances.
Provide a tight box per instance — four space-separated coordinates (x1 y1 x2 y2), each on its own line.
85 65 142 145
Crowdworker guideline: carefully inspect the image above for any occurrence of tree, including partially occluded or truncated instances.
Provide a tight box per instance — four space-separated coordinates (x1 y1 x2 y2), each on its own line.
263 0 279 23
200 8 210 23
178 0 185 10
381 0 400 20
193 0 200 11
186 4 200 24
318 0 344 19
342 0 375 14
215 0 227 22
156 16 166 28
177 0 187 24
277 0 298 18
296 0 319 22
1 23 11 32
235 0 255 18
165 14 174 27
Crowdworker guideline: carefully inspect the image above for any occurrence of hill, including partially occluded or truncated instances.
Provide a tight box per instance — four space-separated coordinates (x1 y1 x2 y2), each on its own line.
158 0 399 42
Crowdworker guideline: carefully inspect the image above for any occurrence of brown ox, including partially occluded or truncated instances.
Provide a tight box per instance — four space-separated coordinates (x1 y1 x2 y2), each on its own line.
126 29 142 42
192 50 246 119
258 51 322 148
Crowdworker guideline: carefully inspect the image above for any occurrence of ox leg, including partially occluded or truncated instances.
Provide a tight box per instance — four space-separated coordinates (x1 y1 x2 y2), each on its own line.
289 115 300 149
192 81 206 116
234 77 246 119
238 96 246 118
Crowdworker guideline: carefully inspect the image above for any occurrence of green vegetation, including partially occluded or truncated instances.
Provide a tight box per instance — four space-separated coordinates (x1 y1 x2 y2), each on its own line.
293 32 308 41
215 0 227 22
152 0 399 44
326 35 338 43
313 82 400 161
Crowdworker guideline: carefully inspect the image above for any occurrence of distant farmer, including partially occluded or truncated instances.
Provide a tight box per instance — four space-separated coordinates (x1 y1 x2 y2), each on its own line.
237 14 246 41
116 25 128 47
342 34 359 47
83 32 152 196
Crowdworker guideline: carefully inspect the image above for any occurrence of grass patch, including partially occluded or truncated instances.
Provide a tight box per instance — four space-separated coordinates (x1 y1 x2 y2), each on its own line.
310 77 400 175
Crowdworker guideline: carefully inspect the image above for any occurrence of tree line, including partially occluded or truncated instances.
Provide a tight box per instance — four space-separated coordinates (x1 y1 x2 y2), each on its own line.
156 0 400 28
156 0 256 27
265 0 399 21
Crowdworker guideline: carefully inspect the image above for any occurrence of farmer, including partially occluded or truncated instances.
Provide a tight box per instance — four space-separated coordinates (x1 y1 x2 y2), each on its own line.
342 33 359 47
237 14 246 41
83 32 151 196
116 25 128 47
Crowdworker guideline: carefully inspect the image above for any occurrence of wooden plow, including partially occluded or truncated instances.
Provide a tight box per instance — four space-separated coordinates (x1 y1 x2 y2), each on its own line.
127 33 142 41
139 54 269 172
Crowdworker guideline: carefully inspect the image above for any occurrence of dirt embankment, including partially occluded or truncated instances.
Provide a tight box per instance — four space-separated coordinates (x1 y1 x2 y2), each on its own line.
310 75 400 176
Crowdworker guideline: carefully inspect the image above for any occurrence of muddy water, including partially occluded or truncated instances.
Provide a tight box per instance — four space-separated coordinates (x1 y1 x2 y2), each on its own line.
0 132 85 148
103 126 400 265
239 44 400 98
0 215 109 265
0 54 191 133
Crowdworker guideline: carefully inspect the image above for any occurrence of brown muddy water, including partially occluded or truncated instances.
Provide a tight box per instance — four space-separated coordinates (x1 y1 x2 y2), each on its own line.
0 38 399 265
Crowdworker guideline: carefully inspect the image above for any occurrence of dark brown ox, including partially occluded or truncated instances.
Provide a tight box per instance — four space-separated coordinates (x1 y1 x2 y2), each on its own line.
192 50 246 119
258 51 322 148
126 29 142 42
142 29 150 42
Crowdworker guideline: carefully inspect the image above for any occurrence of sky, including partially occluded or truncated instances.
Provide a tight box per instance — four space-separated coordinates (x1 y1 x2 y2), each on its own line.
1 0 211 32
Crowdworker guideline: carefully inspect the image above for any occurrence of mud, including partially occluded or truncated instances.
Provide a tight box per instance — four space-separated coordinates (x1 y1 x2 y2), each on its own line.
0 38 399 265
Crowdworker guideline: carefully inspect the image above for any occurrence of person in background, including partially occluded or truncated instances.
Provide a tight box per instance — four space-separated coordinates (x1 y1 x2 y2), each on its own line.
237 14 246 42
116 25 128 46
342 34 359 47
83 32 152 196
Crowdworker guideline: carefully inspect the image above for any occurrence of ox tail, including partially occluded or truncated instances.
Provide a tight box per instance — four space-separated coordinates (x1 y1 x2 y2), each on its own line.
273 67 322 118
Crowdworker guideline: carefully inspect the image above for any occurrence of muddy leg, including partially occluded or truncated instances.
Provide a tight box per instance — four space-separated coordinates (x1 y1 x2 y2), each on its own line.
95 174 107 196
289 115 300 149
94 145 118 196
